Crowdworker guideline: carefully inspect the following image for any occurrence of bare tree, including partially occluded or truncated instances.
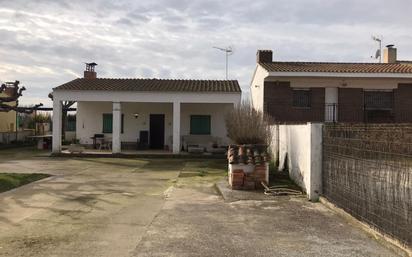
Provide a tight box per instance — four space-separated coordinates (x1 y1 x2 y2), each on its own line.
48 93 75 141
224 102 272 145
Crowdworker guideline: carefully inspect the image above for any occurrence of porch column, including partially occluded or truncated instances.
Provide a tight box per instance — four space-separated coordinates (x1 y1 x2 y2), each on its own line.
172 101 181 154
112 102 121 154
52 100 62 153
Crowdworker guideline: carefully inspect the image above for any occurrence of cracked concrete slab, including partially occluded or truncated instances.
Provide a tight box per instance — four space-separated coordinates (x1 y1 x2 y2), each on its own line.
133 182 401 257
0 151 188 257
0 149 402 257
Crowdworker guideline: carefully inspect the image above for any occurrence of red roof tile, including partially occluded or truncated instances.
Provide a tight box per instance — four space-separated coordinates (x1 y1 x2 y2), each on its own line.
54 78 241 93
259 61 412 74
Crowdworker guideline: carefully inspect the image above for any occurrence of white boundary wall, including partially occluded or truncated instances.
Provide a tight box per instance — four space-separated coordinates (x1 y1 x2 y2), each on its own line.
273 123 323 201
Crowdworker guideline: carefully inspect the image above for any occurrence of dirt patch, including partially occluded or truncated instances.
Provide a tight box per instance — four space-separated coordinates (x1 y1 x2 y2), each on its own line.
1 235 70 256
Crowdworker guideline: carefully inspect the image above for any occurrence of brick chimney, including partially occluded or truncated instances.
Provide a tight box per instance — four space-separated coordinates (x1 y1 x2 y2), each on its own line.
84 62 97 79
383 45 397 63
256 50 273 63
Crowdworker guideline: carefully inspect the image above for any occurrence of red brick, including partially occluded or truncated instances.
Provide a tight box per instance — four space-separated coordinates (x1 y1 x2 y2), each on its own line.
231 185 243 190
243 180 256 190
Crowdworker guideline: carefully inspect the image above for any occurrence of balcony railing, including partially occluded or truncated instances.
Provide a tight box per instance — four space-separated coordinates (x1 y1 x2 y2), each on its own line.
268 103 408 124
325 104 338 123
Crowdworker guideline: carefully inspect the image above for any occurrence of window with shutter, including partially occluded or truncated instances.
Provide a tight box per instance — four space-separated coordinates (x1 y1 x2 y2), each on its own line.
102 114 124 133
292 89 311 108
190 115 211 135
102 114 113 133
364 91 393 110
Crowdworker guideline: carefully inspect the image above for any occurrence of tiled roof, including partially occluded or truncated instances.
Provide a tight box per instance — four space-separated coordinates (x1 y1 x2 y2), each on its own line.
259 61 412 74
54 78 241 93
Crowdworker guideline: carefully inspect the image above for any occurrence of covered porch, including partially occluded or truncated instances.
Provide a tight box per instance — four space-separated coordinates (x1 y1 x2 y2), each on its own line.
52 89 241 155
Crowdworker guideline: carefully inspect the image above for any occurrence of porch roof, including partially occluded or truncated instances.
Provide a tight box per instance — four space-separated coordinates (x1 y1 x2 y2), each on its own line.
54 78 241 93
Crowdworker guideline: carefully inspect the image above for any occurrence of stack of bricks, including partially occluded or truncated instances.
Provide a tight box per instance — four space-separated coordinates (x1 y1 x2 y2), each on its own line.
229 166 268 190
228 144 270 190
253 164 268 186
229 165 269 190
230 169 244 190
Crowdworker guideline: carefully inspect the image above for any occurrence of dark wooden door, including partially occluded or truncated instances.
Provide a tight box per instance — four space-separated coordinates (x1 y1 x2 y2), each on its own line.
149 114 165 149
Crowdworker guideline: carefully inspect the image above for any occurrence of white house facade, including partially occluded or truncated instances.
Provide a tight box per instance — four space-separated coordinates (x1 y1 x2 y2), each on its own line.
52 66 241 154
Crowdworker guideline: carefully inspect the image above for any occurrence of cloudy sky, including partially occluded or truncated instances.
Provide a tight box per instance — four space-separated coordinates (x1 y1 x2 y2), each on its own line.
1 0 412 106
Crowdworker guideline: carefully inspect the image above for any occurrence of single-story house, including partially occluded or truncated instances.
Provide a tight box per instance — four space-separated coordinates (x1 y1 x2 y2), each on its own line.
51 64 241 154
251 46 412 123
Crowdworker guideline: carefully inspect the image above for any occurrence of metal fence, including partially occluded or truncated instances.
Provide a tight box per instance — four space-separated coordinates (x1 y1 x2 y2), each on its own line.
322 124 412 248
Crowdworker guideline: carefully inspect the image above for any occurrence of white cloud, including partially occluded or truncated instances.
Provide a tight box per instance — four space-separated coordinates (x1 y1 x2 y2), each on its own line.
0 0 411 105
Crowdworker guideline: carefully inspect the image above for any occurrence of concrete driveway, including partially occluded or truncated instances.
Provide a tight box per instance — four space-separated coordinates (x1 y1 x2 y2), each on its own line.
0 149 401 257
0 154 186 257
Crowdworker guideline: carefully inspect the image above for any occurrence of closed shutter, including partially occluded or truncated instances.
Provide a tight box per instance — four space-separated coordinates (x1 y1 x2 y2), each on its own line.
364 91 393 110
102 114 113 133
190 115 211 135
102 114 124 133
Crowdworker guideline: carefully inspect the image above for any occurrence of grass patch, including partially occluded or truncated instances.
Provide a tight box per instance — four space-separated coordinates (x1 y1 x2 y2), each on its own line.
174 161 227 189
0 173 50 193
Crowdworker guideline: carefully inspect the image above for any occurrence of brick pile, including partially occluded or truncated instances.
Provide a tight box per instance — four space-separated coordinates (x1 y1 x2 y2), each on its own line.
229 165 268 190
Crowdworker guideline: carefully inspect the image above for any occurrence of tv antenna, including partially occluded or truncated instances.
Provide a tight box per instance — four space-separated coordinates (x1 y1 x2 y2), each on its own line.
213 46 234 80
371 35 382 63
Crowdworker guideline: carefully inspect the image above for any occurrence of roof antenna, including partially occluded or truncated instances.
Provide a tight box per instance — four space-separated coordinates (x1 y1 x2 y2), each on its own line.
213 46 234 80
371 36 382 63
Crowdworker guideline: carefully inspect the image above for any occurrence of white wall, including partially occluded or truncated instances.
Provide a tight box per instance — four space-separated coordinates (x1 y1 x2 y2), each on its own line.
250 65 269 111
53 90 241 104
76 102 173 147
76 101 233 149
65 131 76 141
269 125 279 162
181 103 233 145
276 123 323 201
325 87 338 104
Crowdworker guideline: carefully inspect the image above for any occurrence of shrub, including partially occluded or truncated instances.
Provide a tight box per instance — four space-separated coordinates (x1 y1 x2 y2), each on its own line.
224 103 272 145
